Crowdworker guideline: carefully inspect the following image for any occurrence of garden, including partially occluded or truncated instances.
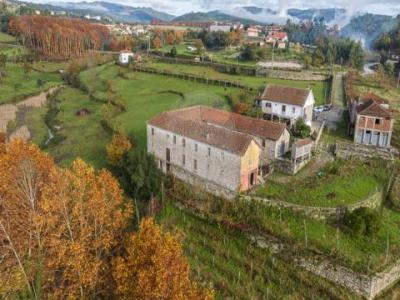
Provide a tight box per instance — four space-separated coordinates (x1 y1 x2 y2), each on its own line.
255 158 390 207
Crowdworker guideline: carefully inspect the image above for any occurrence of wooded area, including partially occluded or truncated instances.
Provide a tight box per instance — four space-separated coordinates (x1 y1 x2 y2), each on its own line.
8 15 110 57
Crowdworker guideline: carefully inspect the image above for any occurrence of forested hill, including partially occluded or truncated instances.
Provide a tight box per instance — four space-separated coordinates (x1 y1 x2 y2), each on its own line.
341 14 397 48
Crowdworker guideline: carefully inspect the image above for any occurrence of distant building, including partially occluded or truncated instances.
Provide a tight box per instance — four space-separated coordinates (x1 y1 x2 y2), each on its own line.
246 26 261 38
349 93 395 148
256 85 315 126
265 31 288 48
147 106 290 198
119 50 134 64
209 24 232 33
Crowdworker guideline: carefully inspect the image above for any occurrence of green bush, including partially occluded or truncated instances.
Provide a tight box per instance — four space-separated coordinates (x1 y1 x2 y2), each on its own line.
292 119 311 138
390 175 400 208
343 207 381 237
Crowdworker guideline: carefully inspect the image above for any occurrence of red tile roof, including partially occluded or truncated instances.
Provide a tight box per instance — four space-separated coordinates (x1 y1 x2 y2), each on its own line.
270 32 287 40
148 106 287 155
260 85 311 106
294 138 313 147
357 100 394 118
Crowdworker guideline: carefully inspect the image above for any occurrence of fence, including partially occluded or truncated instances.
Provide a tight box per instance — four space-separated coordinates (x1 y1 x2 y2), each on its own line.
131 65 255 91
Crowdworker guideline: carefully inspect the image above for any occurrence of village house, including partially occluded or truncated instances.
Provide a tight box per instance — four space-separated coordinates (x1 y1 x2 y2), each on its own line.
209 24 232 33
147 106 290 198
256 85 315 127
291 138 313 174
118 50 141 65
349 93 395 148
265 31 288 48
245 26 261 38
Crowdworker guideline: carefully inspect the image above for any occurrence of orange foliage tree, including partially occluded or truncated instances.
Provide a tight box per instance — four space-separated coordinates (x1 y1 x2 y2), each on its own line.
152 37 162 49
113 218 214 300
106 131 132 166
9 15 110 57
0 140 213 300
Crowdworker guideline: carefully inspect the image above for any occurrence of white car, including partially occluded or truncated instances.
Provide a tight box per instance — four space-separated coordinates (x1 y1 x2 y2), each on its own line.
313 106 324 114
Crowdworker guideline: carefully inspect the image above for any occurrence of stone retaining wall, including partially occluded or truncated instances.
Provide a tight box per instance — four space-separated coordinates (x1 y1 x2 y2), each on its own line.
335 143 399 160
243 190 382 221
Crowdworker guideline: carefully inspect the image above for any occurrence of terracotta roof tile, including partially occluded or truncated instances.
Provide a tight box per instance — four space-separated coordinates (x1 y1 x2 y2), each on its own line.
357 99 394 118
294 138 313 147
260 85 311 106
148 106 287 155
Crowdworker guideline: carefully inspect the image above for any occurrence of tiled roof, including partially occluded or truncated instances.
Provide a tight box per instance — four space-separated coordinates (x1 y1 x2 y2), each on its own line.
148 106 287 155
294 138 313 147
357 99 394 118
260 84 311 106
359 92 388 105
270 32 287 39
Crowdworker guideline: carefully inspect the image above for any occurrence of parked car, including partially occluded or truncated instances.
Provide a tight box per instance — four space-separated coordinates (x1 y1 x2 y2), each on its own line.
323 104 332 111
313 106 324 113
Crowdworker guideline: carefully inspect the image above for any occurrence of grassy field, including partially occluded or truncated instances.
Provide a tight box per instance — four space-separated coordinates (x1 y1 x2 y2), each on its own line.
32 61 67 73
0 63 62 104
145 61 329 105
0 32 16 43
80 63 234 148
255 158 389 207
158 202 358 300
32 63 240 168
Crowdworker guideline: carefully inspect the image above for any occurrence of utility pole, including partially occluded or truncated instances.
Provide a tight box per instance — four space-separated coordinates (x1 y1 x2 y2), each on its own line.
272 40 276 70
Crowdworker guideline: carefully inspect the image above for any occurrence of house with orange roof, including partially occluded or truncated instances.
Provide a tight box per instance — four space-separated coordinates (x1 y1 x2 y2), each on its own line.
349 93 395 148
147 106 290 198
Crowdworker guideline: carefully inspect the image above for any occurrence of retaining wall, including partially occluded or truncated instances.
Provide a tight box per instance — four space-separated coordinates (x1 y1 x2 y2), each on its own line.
242 190 382 221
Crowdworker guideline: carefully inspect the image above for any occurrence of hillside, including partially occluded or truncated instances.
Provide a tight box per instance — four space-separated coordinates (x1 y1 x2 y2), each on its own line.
341 13 397 48
287 8 346 23
172 10 258 25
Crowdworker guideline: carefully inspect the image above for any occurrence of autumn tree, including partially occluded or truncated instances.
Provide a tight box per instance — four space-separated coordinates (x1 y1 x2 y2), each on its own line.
39 159 133 299
152 37 162 49
106 131 132 166
113 218 213 300
166 32 175 45
0 140 56 298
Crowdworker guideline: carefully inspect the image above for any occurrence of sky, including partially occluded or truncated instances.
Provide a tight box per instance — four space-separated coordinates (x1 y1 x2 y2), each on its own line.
34 0 400 17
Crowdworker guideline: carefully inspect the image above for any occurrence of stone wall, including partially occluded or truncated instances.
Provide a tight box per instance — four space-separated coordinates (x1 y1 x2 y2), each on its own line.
258 69 330 81
243 190 383 221
335 142 399 161
172 164 237 199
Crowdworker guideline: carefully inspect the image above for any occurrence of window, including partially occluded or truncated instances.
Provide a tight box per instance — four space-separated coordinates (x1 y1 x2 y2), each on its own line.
194 159 197 171
182 138 186 147
375 118 381 125
282 105 286 113
173 135 176 144
208 147 211 156
221 151 224 159
182 154 185 165
292 107 296 114
265 102 271 108
195 143 198 152
262 139 266 148
151 127 154 136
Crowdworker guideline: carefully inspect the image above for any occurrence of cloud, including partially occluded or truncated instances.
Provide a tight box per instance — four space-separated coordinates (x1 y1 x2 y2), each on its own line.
35 0 400 16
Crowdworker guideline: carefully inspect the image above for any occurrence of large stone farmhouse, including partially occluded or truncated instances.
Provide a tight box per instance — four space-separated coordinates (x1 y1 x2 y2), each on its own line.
147 106 290 198
349 93 395 148
256 85 315 126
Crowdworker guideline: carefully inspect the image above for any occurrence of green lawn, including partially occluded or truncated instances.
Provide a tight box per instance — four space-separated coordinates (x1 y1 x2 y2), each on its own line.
158 202 357 300
80 64 234 148
30 87 111 169
255 158 389 207
0 63 62 104
145 61 329 105
174 179 400 273
33 64 241 168
32 61 67 73
0 32 16 43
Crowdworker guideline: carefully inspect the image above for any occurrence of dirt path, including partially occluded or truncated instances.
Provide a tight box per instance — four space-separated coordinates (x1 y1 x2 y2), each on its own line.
0 87 59 142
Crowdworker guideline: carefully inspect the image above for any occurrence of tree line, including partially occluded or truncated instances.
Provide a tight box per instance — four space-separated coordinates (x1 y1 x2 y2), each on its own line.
8 15 110 57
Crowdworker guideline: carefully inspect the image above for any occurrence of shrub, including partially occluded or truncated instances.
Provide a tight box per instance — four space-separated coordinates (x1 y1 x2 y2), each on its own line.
292 119 311 138
343 207 381 237
390 175 400 209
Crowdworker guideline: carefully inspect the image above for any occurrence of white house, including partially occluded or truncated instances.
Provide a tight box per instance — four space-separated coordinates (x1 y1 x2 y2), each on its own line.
119 50 134 64
256 85 315 126
147 106 290 198
246 26 261 38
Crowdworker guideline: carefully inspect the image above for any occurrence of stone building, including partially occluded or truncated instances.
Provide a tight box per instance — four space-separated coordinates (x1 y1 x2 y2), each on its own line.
256 84 315 126
147 106 289 198
349 93 395 148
